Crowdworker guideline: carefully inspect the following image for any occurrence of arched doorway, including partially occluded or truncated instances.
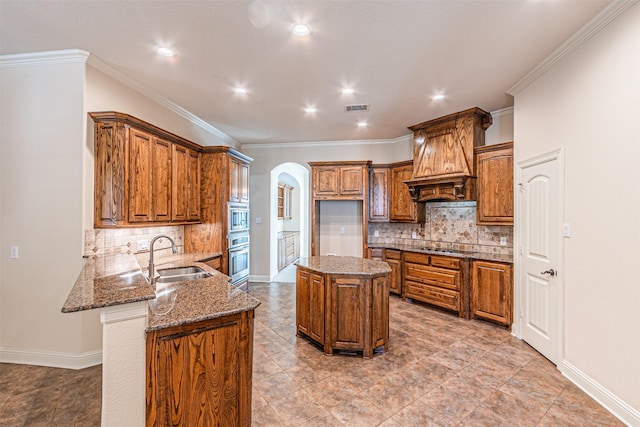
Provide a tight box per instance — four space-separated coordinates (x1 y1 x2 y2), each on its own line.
269 163 309 281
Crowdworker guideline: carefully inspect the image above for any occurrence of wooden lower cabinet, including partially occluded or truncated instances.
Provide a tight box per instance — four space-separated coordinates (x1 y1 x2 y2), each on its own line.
146 311 254 427
402 251 468 318
471 260 512 326
296 265 389 358
384 249 402 295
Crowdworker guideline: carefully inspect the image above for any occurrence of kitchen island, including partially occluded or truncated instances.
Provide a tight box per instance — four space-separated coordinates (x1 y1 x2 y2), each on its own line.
295 256 391 359
62 252 260 427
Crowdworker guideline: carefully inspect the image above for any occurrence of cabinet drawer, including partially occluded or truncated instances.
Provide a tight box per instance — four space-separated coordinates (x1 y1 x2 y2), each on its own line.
384 249 401 260
430 255 460 270
403 252 429 265
405 281 459 311
369 248 384 259
404 263 460 290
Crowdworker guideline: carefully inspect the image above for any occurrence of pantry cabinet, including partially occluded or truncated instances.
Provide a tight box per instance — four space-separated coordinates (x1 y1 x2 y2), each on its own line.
230 157 250 203
91 112 202 228
471 260 512 326
475 142 513 225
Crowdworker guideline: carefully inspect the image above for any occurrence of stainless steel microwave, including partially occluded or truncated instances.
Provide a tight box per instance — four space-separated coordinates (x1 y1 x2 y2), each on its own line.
228 203 249 232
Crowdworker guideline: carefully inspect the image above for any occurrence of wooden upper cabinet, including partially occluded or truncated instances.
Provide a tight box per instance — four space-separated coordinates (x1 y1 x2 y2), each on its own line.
229 157 250 203
128 129 154 223
172 145 200 222
390 162 416 222
369 166 389 222
309 161 370 199
475 142 513 225
152 138 172 222
91 112 204 228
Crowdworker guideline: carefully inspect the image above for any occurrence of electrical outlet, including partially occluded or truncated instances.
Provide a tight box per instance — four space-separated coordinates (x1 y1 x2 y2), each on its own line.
412 231 418 239
500 237 507 246
340 227 345 234
137 240 149 251
374 230 379 237
10 246 18 259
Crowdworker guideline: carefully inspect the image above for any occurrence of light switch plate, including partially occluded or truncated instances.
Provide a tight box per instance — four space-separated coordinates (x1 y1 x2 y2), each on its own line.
255 217 262 224
137 240 149 251
500 237 507 246
10 246 18 259
563 223 571 237
374 230 379 237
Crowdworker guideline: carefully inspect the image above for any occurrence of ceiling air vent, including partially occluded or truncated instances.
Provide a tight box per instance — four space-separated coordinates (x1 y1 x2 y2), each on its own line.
344 104 370 112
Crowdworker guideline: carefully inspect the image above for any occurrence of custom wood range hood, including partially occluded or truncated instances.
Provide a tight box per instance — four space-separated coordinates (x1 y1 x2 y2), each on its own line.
405 107 492 202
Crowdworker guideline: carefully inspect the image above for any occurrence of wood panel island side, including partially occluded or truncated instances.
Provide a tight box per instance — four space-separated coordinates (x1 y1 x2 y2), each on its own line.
295 256 391 359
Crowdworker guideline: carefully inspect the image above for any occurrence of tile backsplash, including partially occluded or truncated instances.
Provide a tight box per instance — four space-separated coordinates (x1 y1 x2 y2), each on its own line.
84 226 184 269
368 201 512 254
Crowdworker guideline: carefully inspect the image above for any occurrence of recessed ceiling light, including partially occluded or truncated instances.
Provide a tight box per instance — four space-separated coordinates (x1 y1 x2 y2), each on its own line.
156 47 175 57
357 121 368 128
234 87 248 95
342 88 354 95
432 94 446 101
304 107 317 113
292 23 311 36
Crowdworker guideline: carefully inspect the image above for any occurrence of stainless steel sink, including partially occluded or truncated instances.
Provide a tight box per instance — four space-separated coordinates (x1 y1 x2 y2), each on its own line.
157 266 207 276
153 266 212 284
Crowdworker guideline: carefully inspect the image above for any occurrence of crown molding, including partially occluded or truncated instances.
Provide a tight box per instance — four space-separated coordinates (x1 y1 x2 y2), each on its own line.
241 133 412 150
507 0 638 96
0 49 89 68
86 53 239 148
490 106 514 118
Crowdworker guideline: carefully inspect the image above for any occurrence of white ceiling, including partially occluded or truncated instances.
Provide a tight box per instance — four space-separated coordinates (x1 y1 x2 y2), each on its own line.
0 0 610 145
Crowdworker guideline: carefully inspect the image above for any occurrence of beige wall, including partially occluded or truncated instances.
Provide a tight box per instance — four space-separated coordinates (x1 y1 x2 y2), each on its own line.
0 59 101 367
318 200 363 257
513 3 639 419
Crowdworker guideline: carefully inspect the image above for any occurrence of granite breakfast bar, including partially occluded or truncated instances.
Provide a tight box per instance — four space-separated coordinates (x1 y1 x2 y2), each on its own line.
295 256 391 359
62 252 260 427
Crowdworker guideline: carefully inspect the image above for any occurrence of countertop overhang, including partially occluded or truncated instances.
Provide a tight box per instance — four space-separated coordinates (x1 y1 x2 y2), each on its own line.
296 256 392 276
61 252 261 332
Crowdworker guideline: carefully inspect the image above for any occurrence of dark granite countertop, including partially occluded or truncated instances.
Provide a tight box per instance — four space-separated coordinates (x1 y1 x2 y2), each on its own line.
296 256 391 276
368 243 513 264
62 252 260 332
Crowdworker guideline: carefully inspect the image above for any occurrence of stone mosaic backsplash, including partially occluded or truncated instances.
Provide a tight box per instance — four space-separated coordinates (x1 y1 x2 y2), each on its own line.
368 201 513 255
84 226 184 270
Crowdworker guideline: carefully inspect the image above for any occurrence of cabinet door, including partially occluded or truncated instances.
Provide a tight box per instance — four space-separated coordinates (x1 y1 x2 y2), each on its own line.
330 276 364 350
295 269 311 335
150 319 243 426
229 158 241 202
369 167 389 222
128 129 154 222
240 162 250 203
152 138 172 222
384 251 402 295
472 260 512 325
313 166 339 197
309 273 325 344
187 149 201 220
339 166 364 196
389 164 416 222
94 122 126 227
476 142 513 225
171 144 189 221
371 276 389 349
277 238 287 270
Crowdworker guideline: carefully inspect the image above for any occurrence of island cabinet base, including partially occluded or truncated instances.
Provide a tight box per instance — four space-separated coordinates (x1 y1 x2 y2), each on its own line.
146 310 254 427
296 264 389 359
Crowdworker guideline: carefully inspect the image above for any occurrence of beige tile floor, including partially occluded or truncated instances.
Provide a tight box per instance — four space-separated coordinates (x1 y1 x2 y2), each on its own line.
248 281 623 427
0 281 623 426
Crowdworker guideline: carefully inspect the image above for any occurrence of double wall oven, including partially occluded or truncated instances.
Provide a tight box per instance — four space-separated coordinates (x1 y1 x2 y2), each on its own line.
228 203 250 288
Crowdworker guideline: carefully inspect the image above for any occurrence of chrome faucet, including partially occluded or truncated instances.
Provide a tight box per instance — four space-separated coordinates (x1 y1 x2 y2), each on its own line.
148 235 178 284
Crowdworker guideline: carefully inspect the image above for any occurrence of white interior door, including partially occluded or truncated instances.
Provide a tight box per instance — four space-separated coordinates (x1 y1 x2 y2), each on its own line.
518 150 563 365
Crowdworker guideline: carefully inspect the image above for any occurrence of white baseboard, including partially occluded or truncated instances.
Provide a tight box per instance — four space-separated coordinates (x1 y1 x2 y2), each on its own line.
0 347 102 370
561 359 640 426
249 274 271 283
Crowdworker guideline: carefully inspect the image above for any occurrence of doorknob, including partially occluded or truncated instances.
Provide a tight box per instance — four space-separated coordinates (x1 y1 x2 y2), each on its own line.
541 269 556 277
